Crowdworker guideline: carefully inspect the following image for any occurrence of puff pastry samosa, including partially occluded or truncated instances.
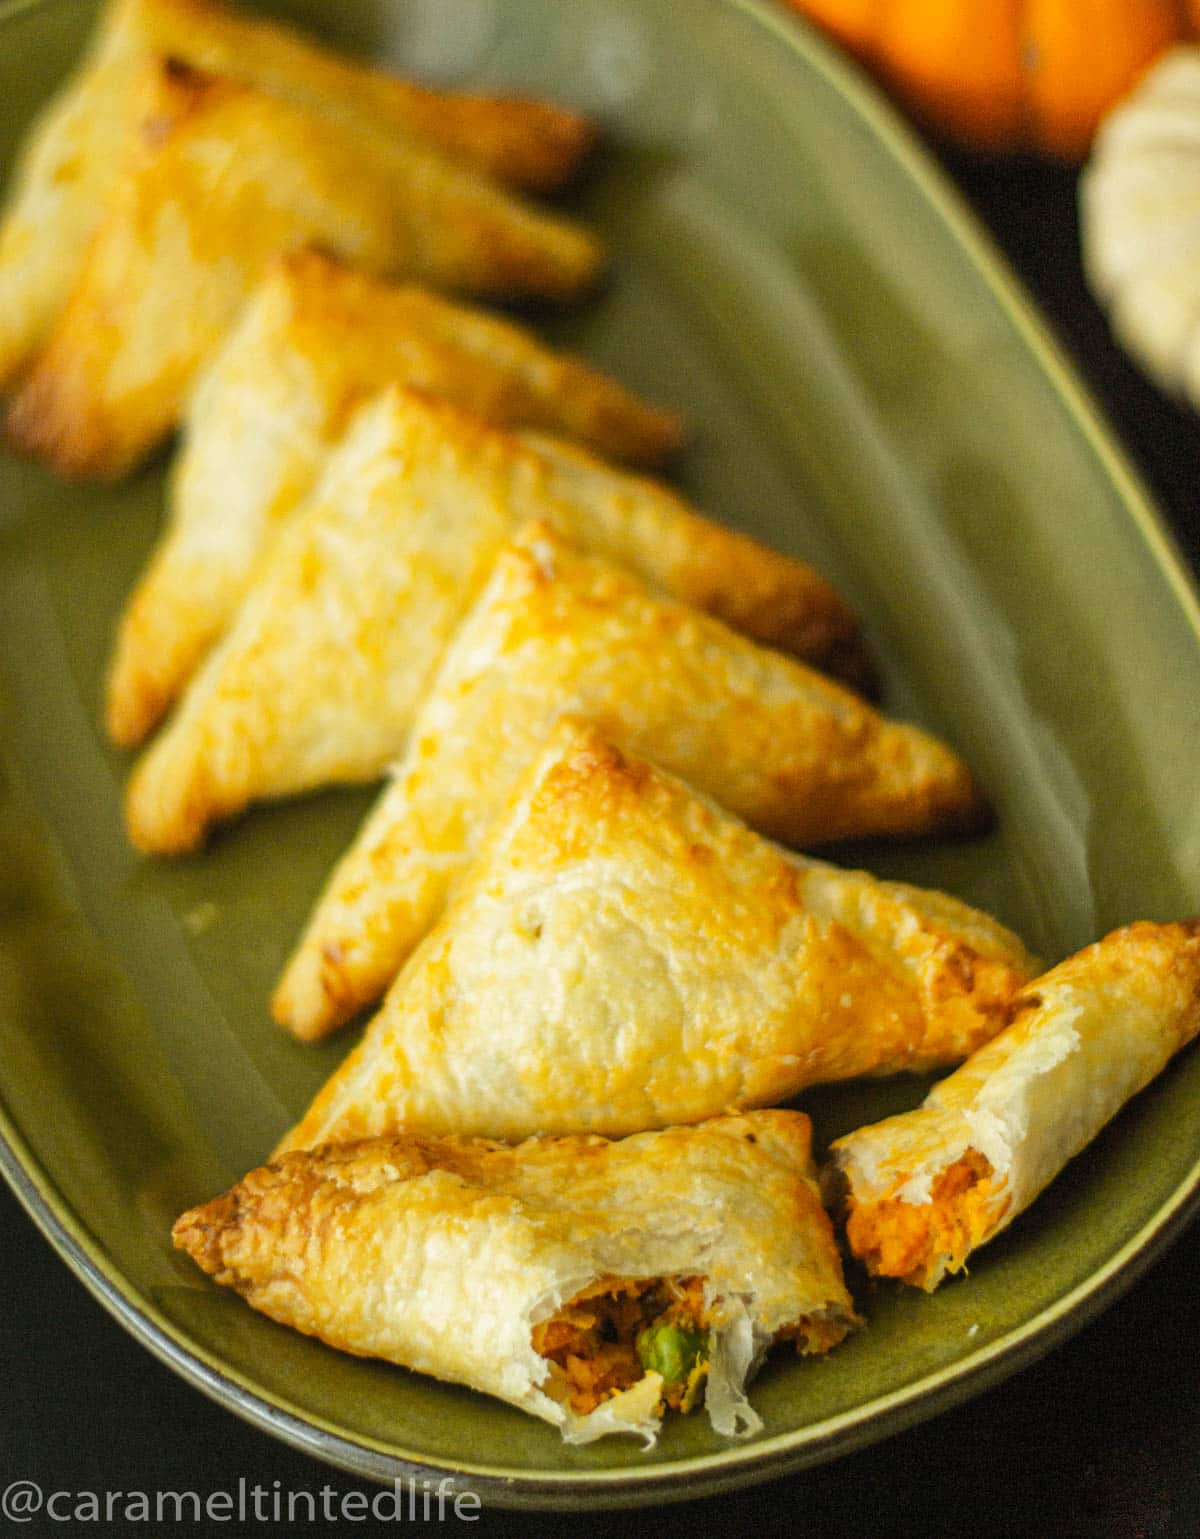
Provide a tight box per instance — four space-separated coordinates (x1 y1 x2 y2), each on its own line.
7 58 601 480
272 546 989 1042
174 1112 858 1443
105 257 695 744
278 722 1034 1154
0 0 594 389
827 920 1200 1291
123 394 870 850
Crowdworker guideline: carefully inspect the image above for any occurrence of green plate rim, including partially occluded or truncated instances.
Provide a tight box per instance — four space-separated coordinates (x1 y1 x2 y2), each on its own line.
3 0 1200 1510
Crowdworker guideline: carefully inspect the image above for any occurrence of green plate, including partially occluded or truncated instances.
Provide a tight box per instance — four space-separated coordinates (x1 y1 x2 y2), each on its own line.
3 0 1200 1511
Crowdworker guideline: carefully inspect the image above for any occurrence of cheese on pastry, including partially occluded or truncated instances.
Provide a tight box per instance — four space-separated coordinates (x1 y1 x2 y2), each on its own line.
117 386 867 800
0 0 594 389
104 254 693 745
6 58 601 480
174 1111 857 1443
828 920 1200 1290
276 721 1034 1160
270 525 988 1040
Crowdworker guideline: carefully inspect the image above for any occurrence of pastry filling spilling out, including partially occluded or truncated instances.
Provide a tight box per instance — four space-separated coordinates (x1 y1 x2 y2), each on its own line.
532 1275 711 1415
844 1149 1001 1289
533 1274 848 1416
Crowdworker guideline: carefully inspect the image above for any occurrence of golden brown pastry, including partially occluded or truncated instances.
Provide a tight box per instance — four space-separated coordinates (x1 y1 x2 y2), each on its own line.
827 920 1200 1290
122 390 870 848
275 722 1034 1169
6 58 601 479
105 253 690 745
513 430 871 690
174 1111 858 1443
271 525 988 1041
110 0 596 192
0 0 137 391
0 0 594 389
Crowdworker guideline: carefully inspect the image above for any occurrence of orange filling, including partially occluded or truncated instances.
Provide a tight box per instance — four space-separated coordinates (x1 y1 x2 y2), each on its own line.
845 1150 1002 1289
531 1275 708 1415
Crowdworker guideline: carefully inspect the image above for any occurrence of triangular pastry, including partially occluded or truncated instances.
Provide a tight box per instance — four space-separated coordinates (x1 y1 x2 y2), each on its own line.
270 557 990 1042
122 391 869 852
827 920 1200 1290
0 0 595 389
276 723 1034 1157
105 254 690 745
6 58 601 479
105 0 596 193
174 1111 858 1443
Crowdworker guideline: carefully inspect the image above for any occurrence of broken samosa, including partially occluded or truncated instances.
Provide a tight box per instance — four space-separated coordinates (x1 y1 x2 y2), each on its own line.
828 920 1200 1291
175 1111 857 1443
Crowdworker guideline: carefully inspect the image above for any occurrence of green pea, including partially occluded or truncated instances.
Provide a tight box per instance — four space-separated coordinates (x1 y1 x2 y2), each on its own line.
635 1321 710 1388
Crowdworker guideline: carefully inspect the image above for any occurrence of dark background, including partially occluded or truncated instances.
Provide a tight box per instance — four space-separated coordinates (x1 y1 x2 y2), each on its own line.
4 134 1200 1539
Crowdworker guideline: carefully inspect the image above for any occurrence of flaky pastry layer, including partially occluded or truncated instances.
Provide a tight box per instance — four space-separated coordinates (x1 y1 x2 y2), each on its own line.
175 1111 856 1443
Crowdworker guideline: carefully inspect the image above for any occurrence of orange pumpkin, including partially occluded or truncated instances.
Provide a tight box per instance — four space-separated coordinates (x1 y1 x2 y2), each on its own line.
786 0 1193 157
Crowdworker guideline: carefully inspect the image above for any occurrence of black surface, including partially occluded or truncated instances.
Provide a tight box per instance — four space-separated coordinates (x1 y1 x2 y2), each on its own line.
4 133 1200 1539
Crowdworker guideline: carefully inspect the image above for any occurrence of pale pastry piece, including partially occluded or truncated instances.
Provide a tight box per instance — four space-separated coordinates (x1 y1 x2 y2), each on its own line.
827 920 1200 1291
277 723 1034 1160
271 527 989 1040
1081 46 1200 404
104 253 690 745
122 389 871 850
174 1111 858 1443
0 0 594 388
6 59 602 480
